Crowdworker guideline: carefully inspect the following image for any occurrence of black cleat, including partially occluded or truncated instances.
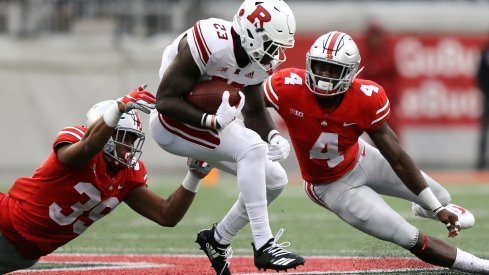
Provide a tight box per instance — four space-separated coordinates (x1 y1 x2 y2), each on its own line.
252 229 305 272
196 224 232 275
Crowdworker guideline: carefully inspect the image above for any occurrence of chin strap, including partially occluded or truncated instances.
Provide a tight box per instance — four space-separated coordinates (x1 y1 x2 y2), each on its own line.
353 66 365 80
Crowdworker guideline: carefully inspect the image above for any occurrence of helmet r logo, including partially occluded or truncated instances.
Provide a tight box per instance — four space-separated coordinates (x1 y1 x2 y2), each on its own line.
246 5 271 28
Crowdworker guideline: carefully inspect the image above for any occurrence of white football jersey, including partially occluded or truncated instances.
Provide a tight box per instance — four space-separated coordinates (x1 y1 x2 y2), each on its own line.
159 18 274 86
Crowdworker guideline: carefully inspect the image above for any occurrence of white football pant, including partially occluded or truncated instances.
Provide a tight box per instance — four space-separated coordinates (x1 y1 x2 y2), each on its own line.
304 138 457 249
149 112 287 247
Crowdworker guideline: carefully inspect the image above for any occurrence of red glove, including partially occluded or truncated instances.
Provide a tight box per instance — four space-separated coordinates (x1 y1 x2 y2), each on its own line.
117 84 156 114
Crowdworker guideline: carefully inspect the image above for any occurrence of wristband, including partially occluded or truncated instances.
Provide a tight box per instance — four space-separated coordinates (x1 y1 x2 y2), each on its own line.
181 171 202 193
417 187 443 212
201 113 218 129
434 206 446 215
102 102 123 128
267 129 280 143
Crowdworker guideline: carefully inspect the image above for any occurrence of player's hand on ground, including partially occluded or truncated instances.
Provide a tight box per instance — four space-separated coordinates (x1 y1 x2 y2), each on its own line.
187 158 212 179
214 91 245 129
436 208 461 238
117 84 156 114
268 134 290 161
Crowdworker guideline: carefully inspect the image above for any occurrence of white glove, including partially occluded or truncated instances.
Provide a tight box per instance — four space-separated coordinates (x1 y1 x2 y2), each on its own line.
268 130 290 161
201 91 245 129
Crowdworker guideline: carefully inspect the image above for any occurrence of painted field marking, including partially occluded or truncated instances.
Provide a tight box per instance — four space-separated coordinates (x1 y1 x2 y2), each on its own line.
11 254 446 275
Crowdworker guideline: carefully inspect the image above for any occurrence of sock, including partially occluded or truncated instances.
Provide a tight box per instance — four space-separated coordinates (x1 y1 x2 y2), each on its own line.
452 248 489 274
235 146 273 249
246 200 272 249
215 196 249 245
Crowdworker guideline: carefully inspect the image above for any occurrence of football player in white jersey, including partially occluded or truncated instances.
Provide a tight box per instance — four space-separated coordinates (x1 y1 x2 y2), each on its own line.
148 0 304 274
262 31 488 274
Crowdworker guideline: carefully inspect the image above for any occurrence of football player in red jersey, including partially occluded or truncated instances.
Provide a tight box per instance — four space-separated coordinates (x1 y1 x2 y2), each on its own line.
149 0 304 274
0 85 212 273
263 31 489 274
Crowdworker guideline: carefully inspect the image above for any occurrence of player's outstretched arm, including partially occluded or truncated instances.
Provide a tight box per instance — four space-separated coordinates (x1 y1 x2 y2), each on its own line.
124 159 212 227
369 123 460 237
56 85 155 167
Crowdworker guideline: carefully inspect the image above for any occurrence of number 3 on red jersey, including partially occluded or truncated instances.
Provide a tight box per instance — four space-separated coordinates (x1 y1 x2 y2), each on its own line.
309 132 344 168
49 182 119 234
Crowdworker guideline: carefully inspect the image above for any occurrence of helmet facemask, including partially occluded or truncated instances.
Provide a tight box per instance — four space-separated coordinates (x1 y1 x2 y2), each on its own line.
104 122 145 168
243 29 291 71
305 31 361 97
306 55 359 96
85 100 145 168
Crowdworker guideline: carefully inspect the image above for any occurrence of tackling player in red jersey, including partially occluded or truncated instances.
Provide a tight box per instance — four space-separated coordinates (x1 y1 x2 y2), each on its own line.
0 86 211 273
263 31 489 274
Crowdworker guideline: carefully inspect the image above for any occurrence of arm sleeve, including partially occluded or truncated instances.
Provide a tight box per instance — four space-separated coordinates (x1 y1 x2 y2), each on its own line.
186 20 212 75
366 85 391 131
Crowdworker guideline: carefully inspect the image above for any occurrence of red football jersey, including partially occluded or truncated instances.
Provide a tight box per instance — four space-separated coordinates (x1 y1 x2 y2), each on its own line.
0 125 148 258
263 68 390 184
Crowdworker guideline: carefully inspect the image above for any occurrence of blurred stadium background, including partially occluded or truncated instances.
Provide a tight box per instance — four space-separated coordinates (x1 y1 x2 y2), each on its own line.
2 0 489 185
1 1 489 274
1 0 489 183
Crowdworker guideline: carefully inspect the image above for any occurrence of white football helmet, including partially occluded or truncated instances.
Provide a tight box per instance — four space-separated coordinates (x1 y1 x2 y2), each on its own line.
306 31 361 96
85 100 145 168
233 0 296 71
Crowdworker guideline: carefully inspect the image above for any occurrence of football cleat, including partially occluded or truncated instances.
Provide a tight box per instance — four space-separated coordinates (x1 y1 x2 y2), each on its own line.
412 202 475 229
187 158 212 179
252 228 305 271
196 224 232 275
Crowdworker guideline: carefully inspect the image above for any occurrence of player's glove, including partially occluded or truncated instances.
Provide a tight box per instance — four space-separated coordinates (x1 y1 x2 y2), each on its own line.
267 130 290 161
117 84 156 114
187 158 212 179
201 91 245 129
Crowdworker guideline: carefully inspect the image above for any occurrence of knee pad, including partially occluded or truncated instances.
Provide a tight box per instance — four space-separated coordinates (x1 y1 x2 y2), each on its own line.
264 161 287 204
266 161 288 190
393 224 419 249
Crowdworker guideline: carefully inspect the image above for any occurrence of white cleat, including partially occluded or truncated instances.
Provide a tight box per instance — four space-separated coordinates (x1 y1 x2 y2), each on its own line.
412 202 475 229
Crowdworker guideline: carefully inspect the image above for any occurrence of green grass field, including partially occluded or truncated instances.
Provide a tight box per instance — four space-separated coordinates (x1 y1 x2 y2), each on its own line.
9 174 483 260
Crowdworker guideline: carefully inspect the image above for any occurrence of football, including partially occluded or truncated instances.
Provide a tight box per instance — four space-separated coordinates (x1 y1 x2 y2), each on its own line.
184 79 241 114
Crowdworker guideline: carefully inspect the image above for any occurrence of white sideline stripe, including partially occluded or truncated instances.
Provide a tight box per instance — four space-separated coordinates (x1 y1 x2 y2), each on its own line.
18 262 171 272
240 268 445 275
32 254 445 274
44 253 440 260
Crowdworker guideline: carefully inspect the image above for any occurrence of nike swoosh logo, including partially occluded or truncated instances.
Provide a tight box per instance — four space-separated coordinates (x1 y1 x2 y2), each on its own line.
343 122 356 127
